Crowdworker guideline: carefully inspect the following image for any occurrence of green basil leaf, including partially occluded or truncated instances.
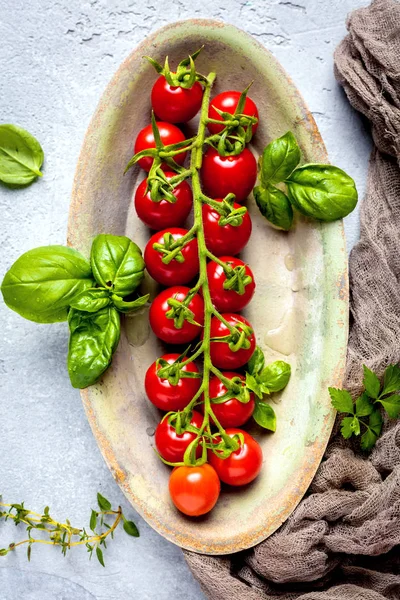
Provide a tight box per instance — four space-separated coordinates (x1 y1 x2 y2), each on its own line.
245 372 263 399
68 306 120 389
253 400 276 431
247 346 265 376
111 293 149 313
253 184 293 231
69 288 111 313
286 164 358 221
0 124 44 186
259 361 291 392
362 365 381 399
1 246 94 323
90 234 145 297
377 394 400 419
259 131 301 185
329 387 354 414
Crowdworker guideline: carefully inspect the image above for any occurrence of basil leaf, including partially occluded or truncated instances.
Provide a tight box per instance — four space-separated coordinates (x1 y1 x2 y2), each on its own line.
111 293 149 313
253 184 293 231
0 124 44 186
260 131 301 185
1 246 94 323
68 306 120 389
286 164 358 221
253 400 276 431
90 234 145 297
259 361 291 392
247 346 265 376
69 288 111 313
245 372 263 399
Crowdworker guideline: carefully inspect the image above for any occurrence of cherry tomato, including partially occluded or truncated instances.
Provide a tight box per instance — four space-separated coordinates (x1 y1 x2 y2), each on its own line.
208 372 255 428
169 463 220 516
202 201 252 257
207 313 256 370
201 147 257 203
155 410 204 463
151 76 203 123
144 228 199 286
134 122 187 171
207 257 255 312
134 173 192 230
208 428 263 486
145 353 201 412
208 90 259 135
149 286 204 344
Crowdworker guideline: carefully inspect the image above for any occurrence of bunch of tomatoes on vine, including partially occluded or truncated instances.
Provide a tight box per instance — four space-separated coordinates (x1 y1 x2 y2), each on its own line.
126 48 291 517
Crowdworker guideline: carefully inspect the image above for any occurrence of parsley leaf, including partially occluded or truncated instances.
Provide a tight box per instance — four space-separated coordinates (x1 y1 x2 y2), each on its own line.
362 365 380 399
381 364 400 396
377 394 400 419
329 388 354 414
355 392 374 417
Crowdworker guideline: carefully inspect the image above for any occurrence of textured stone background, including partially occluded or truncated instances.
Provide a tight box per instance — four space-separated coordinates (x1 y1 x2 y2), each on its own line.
0 0 371 598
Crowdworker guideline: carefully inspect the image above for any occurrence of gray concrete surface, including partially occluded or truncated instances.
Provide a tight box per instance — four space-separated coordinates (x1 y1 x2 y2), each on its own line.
0 0 372 598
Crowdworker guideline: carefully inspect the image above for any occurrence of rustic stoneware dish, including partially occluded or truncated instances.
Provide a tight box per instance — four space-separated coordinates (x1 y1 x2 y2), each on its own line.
68 19 348 555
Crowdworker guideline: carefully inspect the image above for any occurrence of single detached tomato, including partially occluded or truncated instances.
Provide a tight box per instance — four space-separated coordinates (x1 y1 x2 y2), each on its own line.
149 286 204 344
134 173 193 230
207 257 256 312
151 76 203 123
145 353 201 411
134 122 187 171
144 228 199 286
208 90 259 135
208 372 255 428
207 313 256 370
202 201 252 257
201 147 257 203
169 463 220 516
208 428 263 486
155 410 204 463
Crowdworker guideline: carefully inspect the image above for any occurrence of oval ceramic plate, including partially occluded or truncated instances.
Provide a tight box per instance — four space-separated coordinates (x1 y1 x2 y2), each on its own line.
68 19 348 555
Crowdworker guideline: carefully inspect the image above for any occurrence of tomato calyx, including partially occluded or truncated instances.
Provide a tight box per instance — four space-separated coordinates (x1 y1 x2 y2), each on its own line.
210 320 254 352
144 47 207 89
152 230 195 265
219 263 253 295
166 292 203 329
205 194 248 227
156 350 201 386
210 375 252 405
208 431 242 459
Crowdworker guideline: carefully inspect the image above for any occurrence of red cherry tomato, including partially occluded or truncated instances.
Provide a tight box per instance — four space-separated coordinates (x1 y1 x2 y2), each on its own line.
169 464 220 516
155 411 204 463
134 122 187 172
151 76 203 123
202 201 252 257
134 173 192 230
149 286 204 344
145 353 201 412
144 228 199 286
201 147 257 203
208 90 259 135
208 372 255 428
207 257 255 312
208 428 263 486
207 313 256 370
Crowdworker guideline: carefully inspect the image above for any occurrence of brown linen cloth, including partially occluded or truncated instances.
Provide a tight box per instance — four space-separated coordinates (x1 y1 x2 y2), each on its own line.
185 1 400 598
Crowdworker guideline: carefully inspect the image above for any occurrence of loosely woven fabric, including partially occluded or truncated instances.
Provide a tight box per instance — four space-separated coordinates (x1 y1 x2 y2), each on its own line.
185 2 400 598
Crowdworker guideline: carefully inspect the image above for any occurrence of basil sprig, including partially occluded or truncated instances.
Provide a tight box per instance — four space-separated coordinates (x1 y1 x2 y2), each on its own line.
0 124 44 187
245 346 291 431
254 131 358 229
1 234 147 388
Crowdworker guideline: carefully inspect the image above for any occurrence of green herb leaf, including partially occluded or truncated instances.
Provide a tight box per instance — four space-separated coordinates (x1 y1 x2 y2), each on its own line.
355 392 374 417
259 361 291 392
340 416 357 438
27 545 32 561
122 518 139 537
90 234 145 297
381 364 400 396
0 124 44 186
97 493 111 511
245 372 263 399
111 293 149 313
286 164 358 221
1 246 94 323
247 346 265 376
70 288 111 313
90 510 97 532
329 387 354 414
362 365 380 399
361 409 383 451
378 394 400 419
68 306 121 389
259 131 301 185
96 546 105 567
253 400 276 431
253 184 293 231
